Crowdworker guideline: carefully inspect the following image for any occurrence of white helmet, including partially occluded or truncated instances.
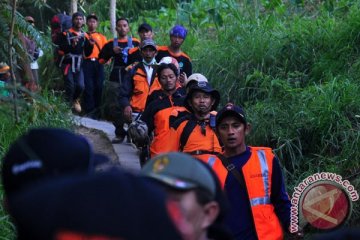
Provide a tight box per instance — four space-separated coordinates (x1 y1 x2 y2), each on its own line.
158 57 180 75
184 73 208 88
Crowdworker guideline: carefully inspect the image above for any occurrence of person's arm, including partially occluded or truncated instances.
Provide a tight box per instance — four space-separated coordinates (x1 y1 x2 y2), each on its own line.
84 37 94 57
98 41 114 64
140 103 155 134
119 70 134 122
58 32 71 55
182 58 192 77
271 157 291 231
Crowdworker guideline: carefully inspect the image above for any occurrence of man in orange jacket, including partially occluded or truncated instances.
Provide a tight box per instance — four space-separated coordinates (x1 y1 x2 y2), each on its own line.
119 39 161 126
215 103 291 240
167 77 229 187
140 59 186 159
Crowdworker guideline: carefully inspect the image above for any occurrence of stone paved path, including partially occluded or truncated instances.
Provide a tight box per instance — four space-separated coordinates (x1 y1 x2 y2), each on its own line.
73 116 140 172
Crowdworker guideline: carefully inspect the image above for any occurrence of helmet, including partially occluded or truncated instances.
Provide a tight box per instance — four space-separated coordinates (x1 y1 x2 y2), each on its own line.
25 16 35 23
128 120 149 147
158 57 180 74
184 73 208 88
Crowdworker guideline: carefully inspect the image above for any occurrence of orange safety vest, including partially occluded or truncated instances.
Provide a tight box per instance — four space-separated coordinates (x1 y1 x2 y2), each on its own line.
241 147 283 240
209 147 284 239
130 67 161 112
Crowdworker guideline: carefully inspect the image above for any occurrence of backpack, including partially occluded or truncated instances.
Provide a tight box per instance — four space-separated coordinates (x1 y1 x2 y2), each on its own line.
51 13 72 45
50 13 72 66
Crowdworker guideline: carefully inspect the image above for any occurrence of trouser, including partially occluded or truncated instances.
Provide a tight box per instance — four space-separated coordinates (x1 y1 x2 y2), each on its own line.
31 69 39 86
82 59 104 116
64 66 84 103
104 67 127 136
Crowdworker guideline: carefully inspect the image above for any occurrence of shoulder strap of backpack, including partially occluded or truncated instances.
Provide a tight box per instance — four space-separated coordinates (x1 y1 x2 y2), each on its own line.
216 153 246 189
127 35 133 48
179 117 197 152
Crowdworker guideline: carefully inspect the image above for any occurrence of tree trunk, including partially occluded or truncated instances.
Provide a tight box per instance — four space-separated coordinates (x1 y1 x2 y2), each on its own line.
8 0 19 123
110 0 116 37
70 0 77 15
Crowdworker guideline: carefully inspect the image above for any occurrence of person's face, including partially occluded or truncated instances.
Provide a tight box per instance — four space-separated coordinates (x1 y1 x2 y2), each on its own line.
141 47 157 63
86 18 98 32
139 29 153 41
166 189 215 240
170 35 184 48
188 91 215 115
217 115 249 152
159 68 177 93
73 16 84 29
116 20 130 38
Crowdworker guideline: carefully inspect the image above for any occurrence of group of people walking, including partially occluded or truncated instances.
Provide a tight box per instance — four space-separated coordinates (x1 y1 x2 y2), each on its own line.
0 11 310 240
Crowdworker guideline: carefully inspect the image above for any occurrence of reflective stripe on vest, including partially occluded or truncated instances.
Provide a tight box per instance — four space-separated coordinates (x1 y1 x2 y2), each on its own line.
243 147 283 240
249 149 270 206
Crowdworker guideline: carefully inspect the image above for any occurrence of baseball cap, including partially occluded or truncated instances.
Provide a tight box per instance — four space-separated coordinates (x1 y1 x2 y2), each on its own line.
170 25 188 39
216 103 247 127
25 16 35 23
141 152 216 198
1 127 111 195
185 73 208 88
184 80 220 111
140 39 157 51
86 13 98 21
138 23 152 32
9 170 182 240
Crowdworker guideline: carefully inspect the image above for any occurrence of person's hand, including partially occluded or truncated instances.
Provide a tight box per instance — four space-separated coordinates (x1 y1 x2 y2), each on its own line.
89 37 95 45
287 228 304 240
71 37 79 47
123 106 133 123
179 72 187 87
113 46 121 54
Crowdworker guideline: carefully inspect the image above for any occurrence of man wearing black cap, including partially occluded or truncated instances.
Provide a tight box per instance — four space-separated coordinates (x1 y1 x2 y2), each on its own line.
215 103 291 240
116 39 161 143
57 12 94 113
167 77 227 186
98 18 140 142
127 23 154 65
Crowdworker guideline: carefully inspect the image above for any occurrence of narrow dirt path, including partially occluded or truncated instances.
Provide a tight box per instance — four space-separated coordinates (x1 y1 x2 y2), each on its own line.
73 116 141 172
75 126 118 163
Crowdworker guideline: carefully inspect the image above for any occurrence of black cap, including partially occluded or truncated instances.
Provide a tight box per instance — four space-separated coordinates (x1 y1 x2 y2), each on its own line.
1 127 111 196
9 170 182 240
184 81 220 111
216 103 247 127
86 13 98 21
138 23 152 32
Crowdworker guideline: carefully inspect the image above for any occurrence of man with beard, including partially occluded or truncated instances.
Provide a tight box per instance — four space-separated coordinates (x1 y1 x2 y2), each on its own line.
98 18 140 142
167 78 228 187
156 25 192 86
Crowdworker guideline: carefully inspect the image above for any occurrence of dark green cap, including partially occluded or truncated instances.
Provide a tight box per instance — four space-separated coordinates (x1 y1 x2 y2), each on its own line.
141 152 216 198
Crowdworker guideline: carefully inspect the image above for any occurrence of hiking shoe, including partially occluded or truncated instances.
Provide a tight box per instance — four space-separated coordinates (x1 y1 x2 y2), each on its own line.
112 135 125 144
73 99 82 113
